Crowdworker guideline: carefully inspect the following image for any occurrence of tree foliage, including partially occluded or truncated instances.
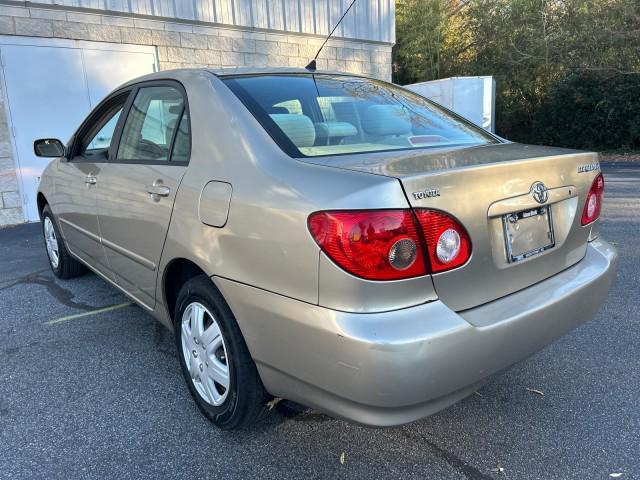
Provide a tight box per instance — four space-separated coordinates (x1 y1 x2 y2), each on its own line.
393 0 640 149
533 72 640 150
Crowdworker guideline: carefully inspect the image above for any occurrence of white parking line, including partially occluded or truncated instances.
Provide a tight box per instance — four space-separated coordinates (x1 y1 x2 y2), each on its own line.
46 302 134 325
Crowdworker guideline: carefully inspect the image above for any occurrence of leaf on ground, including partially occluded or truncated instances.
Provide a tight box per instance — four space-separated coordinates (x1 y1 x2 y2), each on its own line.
266 397 282 410
610 473 623 478
340 452 345 465
474 391 484 397
525 387 545 396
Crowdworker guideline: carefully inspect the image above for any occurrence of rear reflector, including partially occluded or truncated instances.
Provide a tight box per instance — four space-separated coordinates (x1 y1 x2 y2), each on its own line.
581 173 604 226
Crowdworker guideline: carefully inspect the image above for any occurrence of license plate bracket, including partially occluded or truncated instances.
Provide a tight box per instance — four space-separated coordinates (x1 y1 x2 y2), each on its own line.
502 206 555 263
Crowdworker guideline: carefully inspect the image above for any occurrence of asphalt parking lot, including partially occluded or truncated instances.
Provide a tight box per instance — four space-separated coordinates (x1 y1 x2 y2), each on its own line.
1 164 638 480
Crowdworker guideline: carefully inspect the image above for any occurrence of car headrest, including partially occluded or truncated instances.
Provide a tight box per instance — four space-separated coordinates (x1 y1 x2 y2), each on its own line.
314 122 358 139
269 114 316 148
269 106 289 114
362 105 412 136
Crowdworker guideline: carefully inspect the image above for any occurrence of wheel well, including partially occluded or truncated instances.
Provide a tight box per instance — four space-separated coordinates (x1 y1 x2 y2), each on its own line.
36 193 48 218
163 258 208 323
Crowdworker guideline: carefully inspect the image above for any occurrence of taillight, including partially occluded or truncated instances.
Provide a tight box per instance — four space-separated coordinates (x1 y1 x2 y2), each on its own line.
307 210 427 280
308 208 472 280
414 209 472 273
581 173 604 225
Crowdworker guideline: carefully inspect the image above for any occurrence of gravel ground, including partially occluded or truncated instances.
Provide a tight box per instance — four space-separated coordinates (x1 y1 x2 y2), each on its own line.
0 164 638 480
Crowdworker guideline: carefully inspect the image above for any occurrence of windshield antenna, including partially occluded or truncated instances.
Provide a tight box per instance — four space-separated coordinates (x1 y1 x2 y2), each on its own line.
305 0 357 71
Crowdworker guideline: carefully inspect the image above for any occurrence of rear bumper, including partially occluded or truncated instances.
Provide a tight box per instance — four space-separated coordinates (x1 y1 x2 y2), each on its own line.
214 238 618 426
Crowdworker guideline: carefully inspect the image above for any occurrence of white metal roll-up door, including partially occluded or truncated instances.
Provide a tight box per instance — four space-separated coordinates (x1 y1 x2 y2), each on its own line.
0 36 157 222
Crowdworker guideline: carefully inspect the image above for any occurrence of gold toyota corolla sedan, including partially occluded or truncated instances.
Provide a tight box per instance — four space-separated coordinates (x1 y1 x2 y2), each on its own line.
34 68 618 429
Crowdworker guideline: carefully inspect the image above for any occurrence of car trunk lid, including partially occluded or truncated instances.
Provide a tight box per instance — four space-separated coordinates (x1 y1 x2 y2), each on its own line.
302 143 601 311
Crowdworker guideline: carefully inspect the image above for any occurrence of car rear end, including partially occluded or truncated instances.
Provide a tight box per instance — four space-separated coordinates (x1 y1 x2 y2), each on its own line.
217 72 618 425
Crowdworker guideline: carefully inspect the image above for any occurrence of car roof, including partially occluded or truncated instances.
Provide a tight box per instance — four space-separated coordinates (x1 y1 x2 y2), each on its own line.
210 66 322 76
118 67 369 88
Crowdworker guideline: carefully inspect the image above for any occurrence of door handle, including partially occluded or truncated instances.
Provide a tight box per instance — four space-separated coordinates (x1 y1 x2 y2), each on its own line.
85 175 97 185
146 180 171 198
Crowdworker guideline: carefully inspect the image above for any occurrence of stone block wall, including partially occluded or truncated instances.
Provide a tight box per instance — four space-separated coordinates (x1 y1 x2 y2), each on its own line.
0 3 393 225
0 79 22 226
0 4 392 77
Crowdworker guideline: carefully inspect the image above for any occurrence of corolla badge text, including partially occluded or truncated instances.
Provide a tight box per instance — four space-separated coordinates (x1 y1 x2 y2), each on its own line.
577 163 599 173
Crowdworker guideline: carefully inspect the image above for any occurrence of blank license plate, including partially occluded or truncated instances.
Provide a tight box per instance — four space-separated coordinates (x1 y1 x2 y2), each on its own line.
503 206 555 262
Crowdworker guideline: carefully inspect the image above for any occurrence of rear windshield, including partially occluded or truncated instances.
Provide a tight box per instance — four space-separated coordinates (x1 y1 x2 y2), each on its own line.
223 74 496 158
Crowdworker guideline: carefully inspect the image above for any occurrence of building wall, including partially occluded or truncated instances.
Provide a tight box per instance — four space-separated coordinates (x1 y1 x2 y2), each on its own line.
0 1 394 225
27 0 395 43
0 80 22 225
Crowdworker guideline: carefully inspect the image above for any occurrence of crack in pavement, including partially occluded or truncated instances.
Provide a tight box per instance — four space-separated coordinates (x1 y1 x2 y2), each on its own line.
2 341 40 356
0 271 95 311
400 430 495 480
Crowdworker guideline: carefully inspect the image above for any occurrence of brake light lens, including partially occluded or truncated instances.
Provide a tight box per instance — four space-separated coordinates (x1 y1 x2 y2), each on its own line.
581 173 604 225
307 210 427 280
308 208 472 280
414 209 472 273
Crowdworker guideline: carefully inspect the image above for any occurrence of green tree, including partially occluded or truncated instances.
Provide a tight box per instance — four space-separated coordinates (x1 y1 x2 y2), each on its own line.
393 0 462 84
393 0 640 148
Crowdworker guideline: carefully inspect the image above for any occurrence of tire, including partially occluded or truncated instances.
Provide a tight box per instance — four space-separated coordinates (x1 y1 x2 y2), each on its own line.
41 205 86 279
174 275 271 429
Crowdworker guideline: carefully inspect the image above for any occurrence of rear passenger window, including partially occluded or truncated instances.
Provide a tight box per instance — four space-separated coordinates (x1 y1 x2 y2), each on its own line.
117 86 186 162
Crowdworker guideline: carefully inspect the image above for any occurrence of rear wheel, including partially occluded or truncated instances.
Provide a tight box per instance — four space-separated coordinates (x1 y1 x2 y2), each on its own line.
41 205 85 279
175 275 271 429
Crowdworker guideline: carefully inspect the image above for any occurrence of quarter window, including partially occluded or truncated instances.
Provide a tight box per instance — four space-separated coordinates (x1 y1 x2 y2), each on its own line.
86 108 123 152
171 111 191 163
78 91 130 160
117 86 186 162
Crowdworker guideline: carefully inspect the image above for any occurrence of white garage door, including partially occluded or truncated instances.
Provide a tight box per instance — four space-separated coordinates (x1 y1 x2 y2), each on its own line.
0 36 157 222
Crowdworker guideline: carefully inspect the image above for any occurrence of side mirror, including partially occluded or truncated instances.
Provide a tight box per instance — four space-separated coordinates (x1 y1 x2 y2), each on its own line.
34 138 66 158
